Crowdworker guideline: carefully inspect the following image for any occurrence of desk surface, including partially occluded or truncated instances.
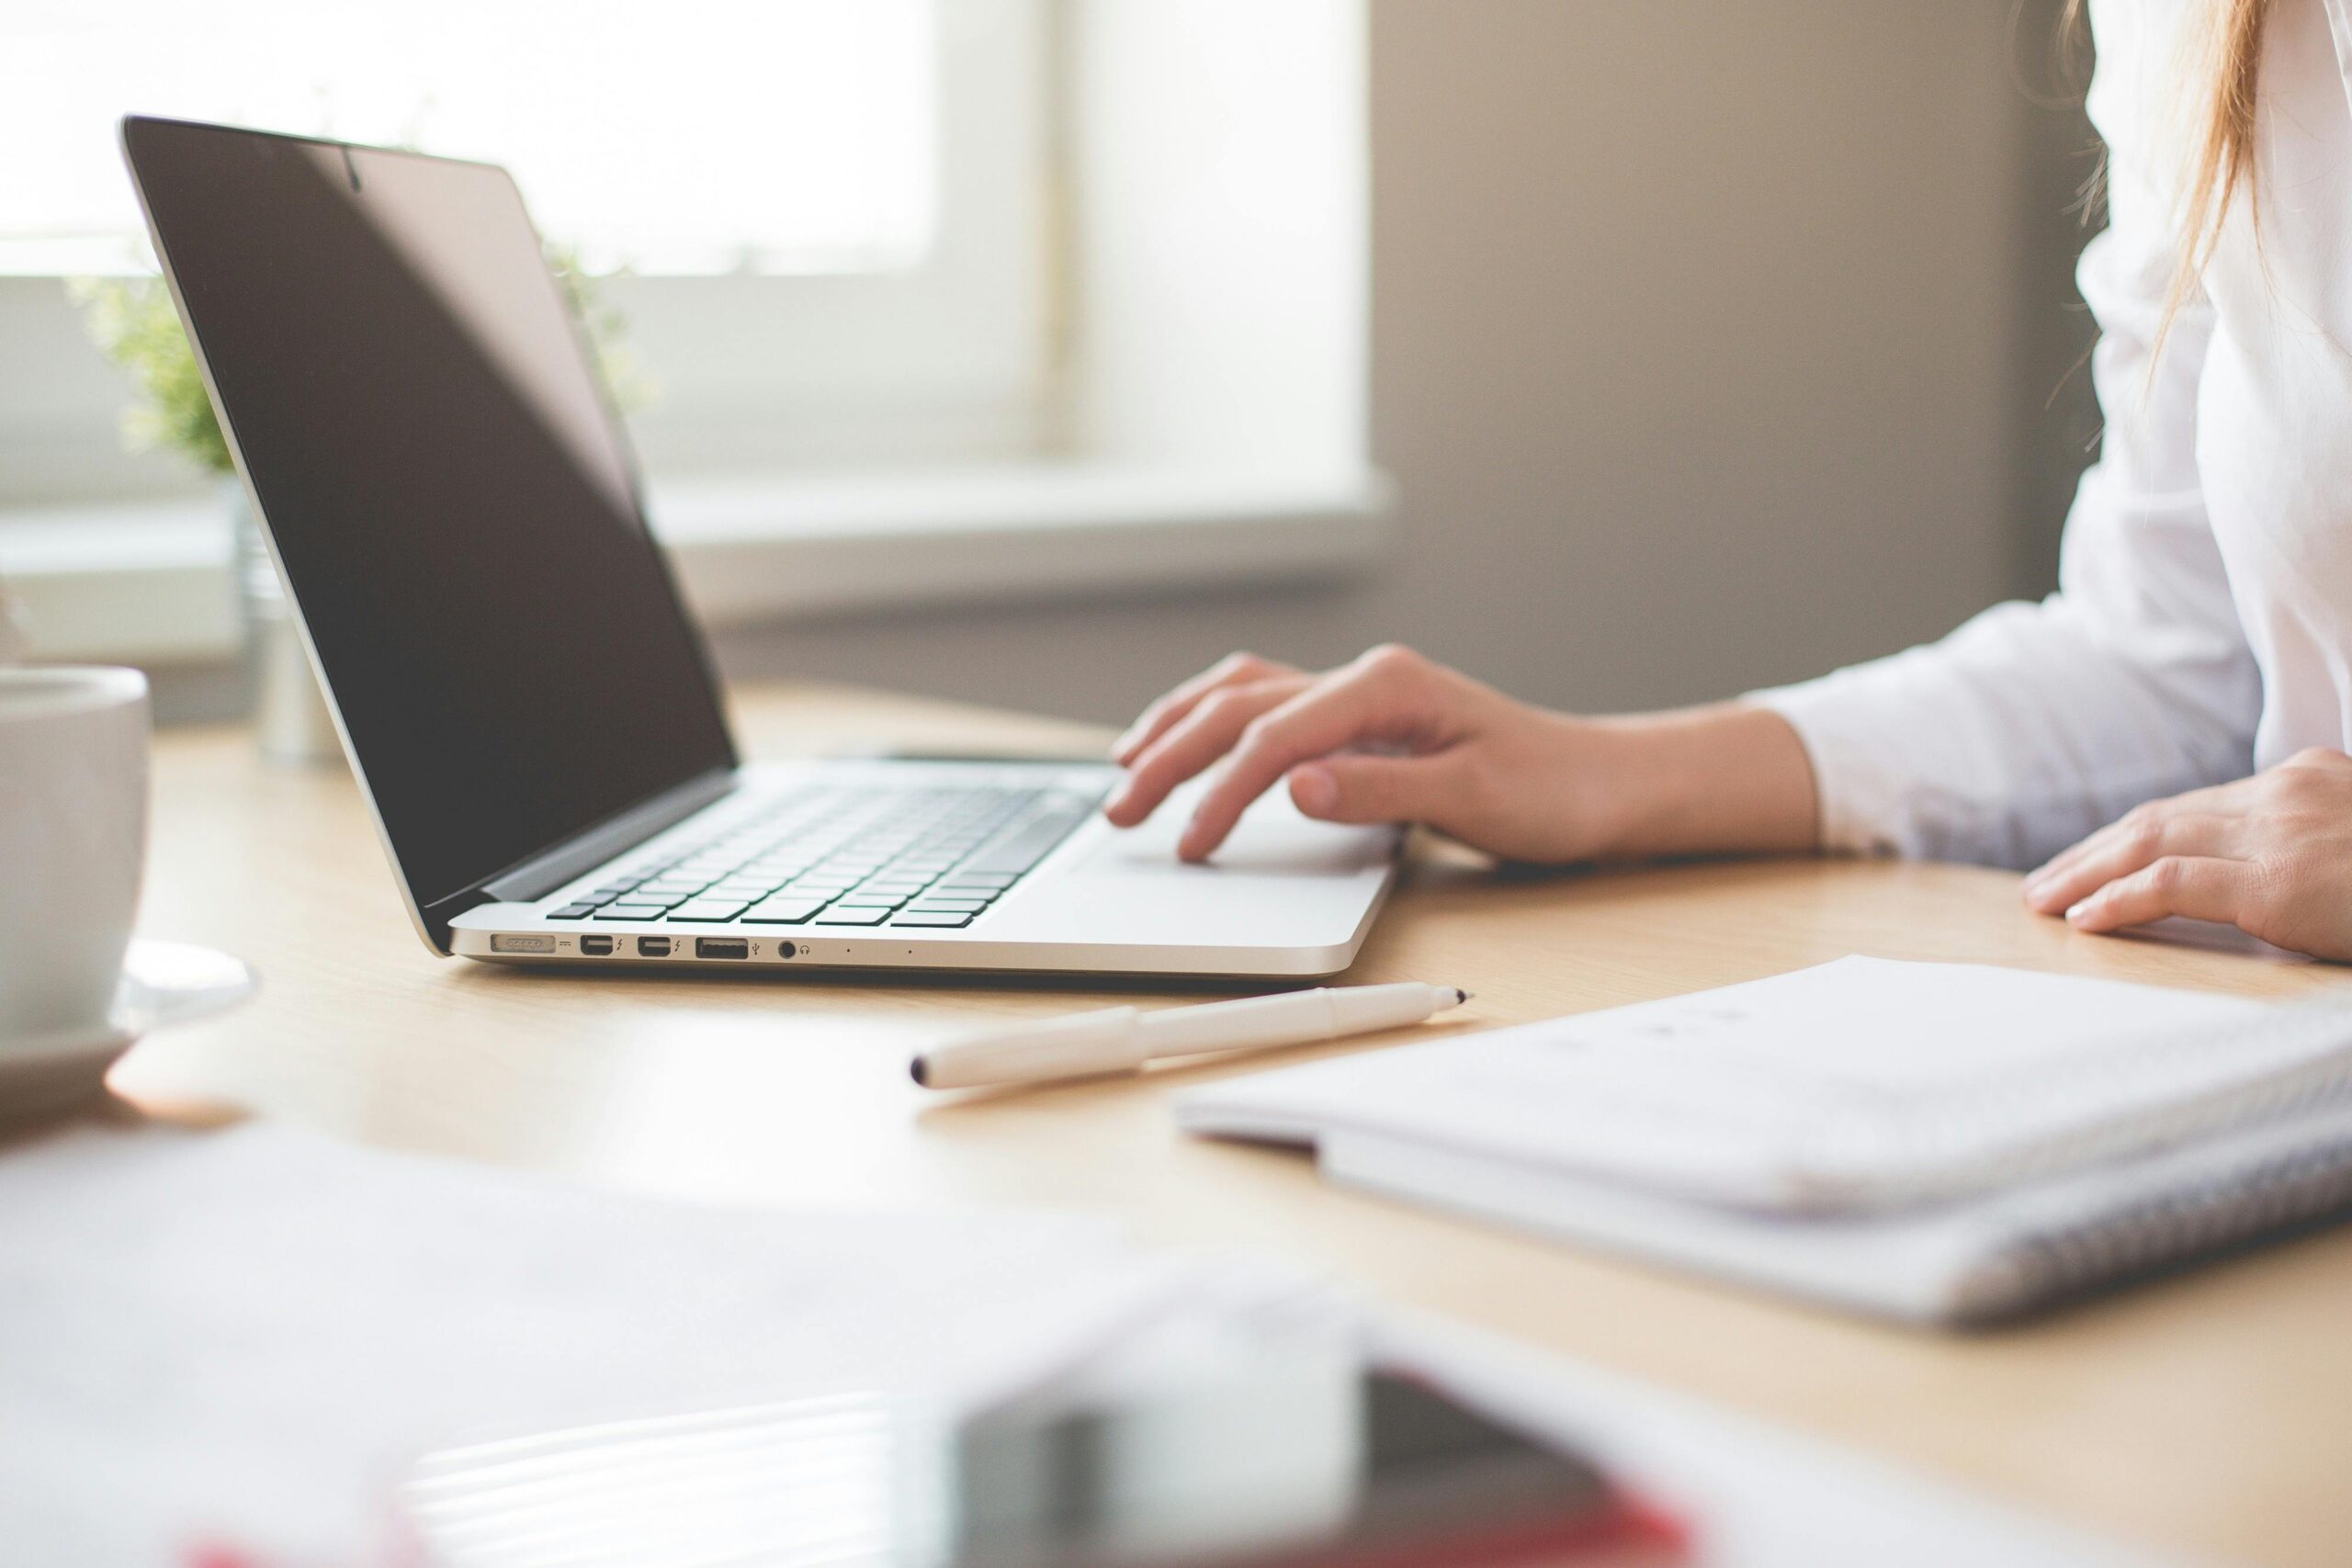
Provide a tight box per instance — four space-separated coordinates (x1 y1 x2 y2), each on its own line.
119 682 2352 1568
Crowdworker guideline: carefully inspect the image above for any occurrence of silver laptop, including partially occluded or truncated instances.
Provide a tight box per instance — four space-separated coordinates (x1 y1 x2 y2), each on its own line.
124 118 1397 979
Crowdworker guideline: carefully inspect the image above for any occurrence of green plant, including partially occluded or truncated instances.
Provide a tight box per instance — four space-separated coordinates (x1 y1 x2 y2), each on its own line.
69 246 653 479
546 243 658 418
69 272 233 476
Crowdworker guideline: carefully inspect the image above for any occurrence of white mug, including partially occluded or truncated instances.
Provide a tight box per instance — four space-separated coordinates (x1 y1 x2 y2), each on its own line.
0 666 150 1043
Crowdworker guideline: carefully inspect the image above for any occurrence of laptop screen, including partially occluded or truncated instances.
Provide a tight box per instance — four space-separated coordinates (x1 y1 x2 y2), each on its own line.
124 118 736 922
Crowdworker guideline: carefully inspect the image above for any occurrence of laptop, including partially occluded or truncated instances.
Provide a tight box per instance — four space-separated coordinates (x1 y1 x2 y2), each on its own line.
121 117 1398 980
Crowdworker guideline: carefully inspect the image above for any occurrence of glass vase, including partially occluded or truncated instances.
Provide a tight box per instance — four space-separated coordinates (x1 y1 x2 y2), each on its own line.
227 480 343 768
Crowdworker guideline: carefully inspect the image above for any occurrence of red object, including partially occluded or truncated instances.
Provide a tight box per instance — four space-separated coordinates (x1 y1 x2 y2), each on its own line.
1219 1488 1693 1568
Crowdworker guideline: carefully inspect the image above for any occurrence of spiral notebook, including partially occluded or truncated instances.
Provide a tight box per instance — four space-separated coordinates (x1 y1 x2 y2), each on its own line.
1175 958 2352 1325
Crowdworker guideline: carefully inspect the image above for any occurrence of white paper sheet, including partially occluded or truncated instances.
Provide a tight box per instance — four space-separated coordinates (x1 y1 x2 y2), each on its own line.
0 1122 1260 1565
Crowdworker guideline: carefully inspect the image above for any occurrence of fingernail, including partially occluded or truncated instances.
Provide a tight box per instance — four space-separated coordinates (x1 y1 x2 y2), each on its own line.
2065 898 2094 924
1291 764 1337 816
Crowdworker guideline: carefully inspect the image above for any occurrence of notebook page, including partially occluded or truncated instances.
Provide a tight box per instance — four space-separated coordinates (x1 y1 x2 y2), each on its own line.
1177 958 2281 1213
1552 957 2248 1092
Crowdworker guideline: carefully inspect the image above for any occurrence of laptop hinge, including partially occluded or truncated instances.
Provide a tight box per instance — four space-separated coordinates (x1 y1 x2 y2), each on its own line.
479 767 739 908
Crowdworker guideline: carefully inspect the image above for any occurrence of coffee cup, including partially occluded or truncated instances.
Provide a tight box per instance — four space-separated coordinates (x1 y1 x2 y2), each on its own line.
0 666 150 1043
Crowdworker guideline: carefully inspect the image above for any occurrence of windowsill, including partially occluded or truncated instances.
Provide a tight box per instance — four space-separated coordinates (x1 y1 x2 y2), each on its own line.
0 464 1394 665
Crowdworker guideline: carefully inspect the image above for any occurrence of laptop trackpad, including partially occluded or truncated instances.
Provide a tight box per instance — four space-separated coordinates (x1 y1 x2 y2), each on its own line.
969 779 1396 959
1071 780 1396 879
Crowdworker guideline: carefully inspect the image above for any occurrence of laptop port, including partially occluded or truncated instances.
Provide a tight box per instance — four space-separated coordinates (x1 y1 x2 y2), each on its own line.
490 933 557 953
578 934 615 957
636 935 673 957
695 938 750 961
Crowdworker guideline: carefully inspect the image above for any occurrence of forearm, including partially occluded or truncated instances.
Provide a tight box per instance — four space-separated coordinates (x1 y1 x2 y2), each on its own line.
1585 703 1820 860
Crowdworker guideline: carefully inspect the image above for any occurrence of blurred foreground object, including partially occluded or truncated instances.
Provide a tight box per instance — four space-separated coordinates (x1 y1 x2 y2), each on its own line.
0 1120 1326 1563
401 1348 1686 1568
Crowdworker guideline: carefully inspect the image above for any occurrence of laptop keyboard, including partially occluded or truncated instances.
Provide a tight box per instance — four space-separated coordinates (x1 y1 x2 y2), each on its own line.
542 781 1104 931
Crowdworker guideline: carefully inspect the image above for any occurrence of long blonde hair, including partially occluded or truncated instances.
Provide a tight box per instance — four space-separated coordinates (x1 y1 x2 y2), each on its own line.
2065 0 2271 355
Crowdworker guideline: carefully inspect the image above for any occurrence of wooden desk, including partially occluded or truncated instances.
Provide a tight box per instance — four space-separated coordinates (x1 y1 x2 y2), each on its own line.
119 683 2352 1568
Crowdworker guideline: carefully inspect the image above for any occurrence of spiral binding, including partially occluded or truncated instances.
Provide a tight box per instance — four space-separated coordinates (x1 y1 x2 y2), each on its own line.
1966 1123 2352 1322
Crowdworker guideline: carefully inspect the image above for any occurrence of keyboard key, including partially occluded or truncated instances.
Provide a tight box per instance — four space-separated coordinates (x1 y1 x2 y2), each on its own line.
908 897 989 913
669 898 752 921
937 874 1016 891
546 904 600 920
834 893 910 909
594 903 671 921
743 897 829 924
891 911 975 928
813 907 893 926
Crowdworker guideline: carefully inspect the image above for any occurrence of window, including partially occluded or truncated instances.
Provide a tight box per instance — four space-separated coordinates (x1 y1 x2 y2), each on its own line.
0 0 1383 668
0 0 1047 502
1 1 937 277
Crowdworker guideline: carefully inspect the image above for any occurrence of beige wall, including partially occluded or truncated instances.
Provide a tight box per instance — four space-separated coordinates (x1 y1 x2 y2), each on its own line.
718 1 2098 726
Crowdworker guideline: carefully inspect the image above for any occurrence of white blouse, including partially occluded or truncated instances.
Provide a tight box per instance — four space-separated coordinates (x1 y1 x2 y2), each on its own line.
1753 0 2352 870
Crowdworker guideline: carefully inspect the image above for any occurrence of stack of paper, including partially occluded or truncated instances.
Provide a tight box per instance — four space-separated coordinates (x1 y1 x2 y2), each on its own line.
0 1122 1297 1563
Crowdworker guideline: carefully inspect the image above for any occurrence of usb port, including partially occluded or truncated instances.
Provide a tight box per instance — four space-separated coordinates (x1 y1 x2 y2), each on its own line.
579 934 615 957
636 935 673 957
695 937 750 961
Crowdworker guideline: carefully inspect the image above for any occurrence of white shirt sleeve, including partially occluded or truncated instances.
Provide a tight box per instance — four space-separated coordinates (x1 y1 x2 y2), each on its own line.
1747 0 2260 870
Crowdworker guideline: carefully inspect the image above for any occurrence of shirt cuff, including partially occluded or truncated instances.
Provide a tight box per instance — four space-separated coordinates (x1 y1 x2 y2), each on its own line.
1743 675 1915 858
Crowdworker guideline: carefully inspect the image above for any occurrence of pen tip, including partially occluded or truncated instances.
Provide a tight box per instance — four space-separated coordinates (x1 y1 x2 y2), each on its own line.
1453 988 1470 1005
910 1058 930 1088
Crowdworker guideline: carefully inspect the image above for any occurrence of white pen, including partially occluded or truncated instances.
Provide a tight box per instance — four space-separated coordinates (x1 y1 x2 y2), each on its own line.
910 981 1470 1090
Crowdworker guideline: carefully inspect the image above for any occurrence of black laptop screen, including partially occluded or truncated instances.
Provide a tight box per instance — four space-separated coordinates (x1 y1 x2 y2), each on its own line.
125 118 736 916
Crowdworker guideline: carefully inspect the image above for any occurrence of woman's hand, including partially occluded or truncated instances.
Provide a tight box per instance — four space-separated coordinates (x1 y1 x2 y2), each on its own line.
2022 749 2352 960
1102 645 1820 863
